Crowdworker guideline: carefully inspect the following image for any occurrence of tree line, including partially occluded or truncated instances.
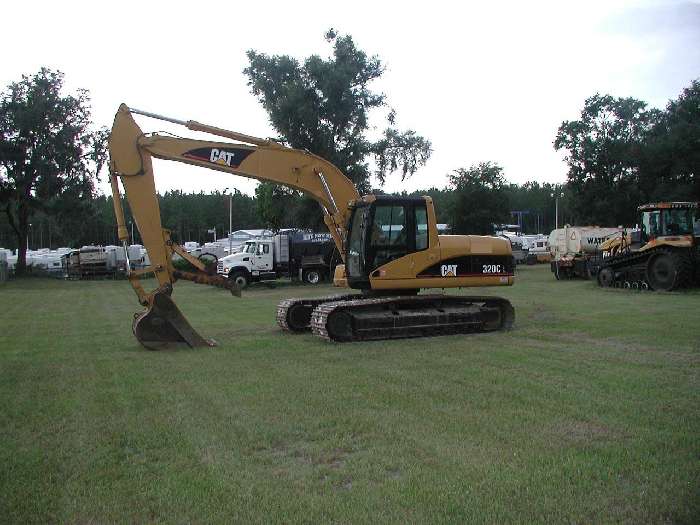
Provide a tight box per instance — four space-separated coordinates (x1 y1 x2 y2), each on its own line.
2 31 697 274
0 179 566 249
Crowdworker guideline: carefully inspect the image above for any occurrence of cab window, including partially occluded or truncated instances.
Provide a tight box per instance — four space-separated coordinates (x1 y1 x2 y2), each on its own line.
662 209 693 235
415 205 428 251
347 206 366 278
642 211 660 240
370 205 407 268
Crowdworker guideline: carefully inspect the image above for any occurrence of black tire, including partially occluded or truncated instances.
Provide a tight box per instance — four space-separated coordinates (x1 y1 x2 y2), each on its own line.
229 270 249 289
302 268 323 284
597 267 614 288
646 250 691 291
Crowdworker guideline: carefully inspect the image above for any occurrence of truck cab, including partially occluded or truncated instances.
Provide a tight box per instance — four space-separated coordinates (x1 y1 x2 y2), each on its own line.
218 239 275 288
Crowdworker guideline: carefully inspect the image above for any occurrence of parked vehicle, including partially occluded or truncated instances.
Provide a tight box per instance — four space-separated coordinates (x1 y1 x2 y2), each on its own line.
525 236 552 264
217 231 338 288
499 233 528 264
108 104 513 349
597 202 700 290
548 226 624 279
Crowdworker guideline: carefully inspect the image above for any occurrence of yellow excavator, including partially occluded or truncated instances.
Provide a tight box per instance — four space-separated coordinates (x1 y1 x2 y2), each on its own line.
108 104 515 349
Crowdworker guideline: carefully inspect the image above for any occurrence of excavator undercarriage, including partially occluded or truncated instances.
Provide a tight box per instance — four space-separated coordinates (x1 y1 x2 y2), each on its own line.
277 294 514 342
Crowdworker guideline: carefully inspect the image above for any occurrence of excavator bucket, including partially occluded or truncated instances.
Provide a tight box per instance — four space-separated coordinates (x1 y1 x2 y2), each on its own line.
132 291 215 351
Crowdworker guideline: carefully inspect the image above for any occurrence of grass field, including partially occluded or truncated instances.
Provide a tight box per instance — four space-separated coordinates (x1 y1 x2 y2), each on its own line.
1 265 699 523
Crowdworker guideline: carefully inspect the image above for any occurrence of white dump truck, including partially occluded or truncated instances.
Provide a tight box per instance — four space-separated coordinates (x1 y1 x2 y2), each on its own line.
548 226 624 279
217 231 337 288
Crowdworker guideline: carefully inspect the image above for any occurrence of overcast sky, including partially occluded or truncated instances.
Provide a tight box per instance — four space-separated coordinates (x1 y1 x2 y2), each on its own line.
2 0 698 197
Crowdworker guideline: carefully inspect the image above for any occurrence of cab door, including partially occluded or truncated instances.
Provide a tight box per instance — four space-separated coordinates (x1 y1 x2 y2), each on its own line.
253 242 273 271
366 200 438 280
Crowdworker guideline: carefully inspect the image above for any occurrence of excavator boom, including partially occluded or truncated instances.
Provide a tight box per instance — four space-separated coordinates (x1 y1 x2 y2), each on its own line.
109 104 359 349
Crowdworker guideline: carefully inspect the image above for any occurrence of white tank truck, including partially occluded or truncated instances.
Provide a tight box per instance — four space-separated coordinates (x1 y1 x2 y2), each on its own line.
548 225 626 279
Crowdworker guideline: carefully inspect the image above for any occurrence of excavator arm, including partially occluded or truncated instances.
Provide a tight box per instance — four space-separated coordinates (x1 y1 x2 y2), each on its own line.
108 104 359 349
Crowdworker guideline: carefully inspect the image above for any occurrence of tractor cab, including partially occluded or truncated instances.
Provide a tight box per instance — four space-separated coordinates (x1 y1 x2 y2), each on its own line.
638 202 699 247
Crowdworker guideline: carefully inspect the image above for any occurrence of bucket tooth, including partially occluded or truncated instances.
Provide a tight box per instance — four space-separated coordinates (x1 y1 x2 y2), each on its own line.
132 291 215 350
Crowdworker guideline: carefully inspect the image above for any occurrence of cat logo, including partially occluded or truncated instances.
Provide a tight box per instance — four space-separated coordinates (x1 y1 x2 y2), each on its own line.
210 148 236 166
182 147 253 168
440 264 457 277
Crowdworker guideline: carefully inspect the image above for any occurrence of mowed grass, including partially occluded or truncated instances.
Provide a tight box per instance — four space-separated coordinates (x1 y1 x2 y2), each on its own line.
1 266 699 523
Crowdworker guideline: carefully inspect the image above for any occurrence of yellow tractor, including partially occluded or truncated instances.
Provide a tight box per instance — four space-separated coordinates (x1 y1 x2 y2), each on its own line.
108 105 515 349
597 202 700 291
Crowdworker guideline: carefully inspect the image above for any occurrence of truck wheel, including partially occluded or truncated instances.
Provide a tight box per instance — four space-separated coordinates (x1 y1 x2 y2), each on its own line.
303 269 323 284
597 267 614 287
229 270 249 289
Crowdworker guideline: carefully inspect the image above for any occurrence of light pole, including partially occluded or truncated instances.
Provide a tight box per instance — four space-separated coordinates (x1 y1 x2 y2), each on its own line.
552 191 564 230
224 188 233 255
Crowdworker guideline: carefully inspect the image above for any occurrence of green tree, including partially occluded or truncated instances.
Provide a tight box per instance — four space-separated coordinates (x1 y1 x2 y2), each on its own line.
244 29 432 200
0 68 105 272
554 94 661 225
640 79 700 200
254 183 325 231
449 162 511 235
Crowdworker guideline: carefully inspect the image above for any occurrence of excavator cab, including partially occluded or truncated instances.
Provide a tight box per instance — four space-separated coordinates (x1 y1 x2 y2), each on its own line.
345 195 432 289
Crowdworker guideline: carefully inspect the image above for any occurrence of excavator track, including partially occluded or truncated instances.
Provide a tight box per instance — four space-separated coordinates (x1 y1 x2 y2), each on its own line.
277 294 364 332
309 295 515 342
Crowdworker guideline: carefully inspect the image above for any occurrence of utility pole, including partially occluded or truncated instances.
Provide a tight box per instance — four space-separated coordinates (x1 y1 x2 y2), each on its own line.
552 191 564 230
224 187 234 255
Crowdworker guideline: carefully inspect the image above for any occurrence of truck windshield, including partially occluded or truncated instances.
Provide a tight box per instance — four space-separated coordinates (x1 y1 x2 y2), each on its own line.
243 242 257 254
